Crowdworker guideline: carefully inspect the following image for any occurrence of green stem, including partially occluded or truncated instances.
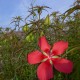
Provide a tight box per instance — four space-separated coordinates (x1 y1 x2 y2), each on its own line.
62 47 80 57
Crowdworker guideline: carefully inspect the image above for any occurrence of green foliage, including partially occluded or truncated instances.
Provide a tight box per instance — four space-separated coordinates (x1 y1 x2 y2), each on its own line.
64 5 80 21
0 4 80 80
44 15 51 25
22 25 29 32
25 33 34 42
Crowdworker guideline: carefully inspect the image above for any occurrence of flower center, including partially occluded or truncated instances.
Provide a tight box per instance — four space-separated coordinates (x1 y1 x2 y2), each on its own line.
47 55 51 60
42 51 59 64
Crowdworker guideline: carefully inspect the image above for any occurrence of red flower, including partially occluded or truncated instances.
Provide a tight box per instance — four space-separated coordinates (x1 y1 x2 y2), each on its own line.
27 36 73 80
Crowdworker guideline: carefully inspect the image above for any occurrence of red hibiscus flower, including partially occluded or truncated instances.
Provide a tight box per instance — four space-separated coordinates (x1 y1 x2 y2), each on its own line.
27 36 73 80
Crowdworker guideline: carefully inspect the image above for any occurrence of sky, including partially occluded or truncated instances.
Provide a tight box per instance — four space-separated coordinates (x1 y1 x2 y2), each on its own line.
0 0 75 28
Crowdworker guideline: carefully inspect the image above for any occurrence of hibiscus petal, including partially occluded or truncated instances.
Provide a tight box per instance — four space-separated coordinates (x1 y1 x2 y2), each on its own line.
38 36 51 53
52 41 68 55
27 50 44 64
52 58 73 73
37 61 53 80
